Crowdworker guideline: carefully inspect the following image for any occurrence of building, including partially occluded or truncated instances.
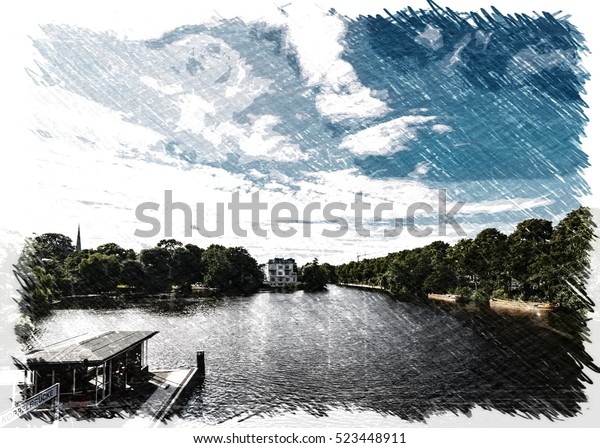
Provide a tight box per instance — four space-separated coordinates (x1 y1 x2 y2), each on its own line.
16 331 158 406
264 258 298 287
75 225 81 252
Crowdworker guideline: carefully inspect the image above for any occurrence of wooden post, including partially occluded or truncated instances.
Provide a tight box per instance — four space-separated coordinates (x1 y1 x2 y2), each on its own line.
196 351 205 377
55 383 60 425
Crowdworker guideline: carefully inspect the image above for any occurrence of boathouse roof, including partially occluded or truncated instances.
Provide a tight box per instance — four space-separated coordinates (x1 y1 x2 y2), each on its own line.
25 330 159 367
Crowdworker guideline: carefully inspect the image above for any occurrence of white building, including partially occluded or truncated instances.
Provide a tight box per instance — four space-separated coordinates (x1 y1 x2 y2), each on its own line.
264 258 298 287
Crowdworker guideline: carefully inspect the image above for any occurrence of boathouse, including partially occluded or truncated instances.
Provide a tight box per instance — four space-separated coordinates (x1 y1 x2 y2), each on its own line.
18 331 158 407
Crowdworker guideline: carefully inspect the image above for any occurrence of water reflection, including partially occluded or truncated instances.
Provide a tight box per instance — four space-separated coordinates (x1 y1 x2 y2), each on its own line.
35 286 598 423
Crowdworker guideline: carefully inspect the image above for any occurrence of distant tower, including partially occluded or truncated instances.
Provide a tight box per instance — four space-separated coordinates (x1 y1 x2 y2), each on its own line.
76 225 81 252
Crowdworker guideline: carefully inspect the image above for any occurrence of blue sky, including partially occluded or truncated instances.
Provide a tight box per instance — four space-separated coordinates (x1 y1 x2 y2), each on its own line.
0 1 595 265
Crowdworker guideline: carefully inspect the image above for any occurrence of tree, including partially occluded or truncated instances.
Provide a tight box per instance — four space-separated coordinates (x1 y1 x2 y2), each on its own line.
63 249 93 294
385 252 413 297
226 247 263 294
202 245 262 294
96 243 135 263
423 263 457 294
508 219 553 299
157 239 183 256
29 233 75 297
202 245 232 292
77 253 120 293
300 258 327 292
120 259 146 291
139 247 171 293
447 238 476 288
32 233 74 262
471 228 509 294
13 238 55 321
544 207 596 310
171 244 204 293
320 263 338 284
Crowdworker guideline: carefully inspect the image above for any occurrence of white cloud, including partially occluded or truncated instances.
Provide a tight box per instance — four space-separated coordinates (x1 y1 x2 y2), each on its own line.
432 124 453 134
415 24 443 50
201 114 308 163
340 115 436 157
170 34 272 109
28 85 165 155
140 75 183 96
288 169 439 219
410 162 431 177
237 115 308 162
315 87 390 123
176 93 216 134
506 47 577 83
284 4 389 122
460 197 555 215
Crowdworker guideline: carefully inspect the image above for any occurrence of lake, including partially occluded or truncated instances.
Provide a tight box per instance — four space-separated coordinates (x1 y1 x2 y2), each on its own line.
34 285 594 425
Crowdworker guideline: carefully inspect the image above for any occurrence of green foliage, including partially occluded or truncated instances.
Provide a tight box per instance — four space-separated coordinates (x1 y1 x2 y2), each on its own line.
320 263 338 284
492 288 510 300
120 259 146 291
471 289 491 303
14 207 595 316
300 258 328 292
139 247 171 293
32 233 74 262
226 247 264 294
202 245 263 295
507 218 553 298
171 244 204 293
450 286 474 301
14 315 35 342
13 238 57 322
542 207 596 311
334 207 596 312
96 243 136 262
157 239 183 255
14 231 262 317
202 244 232 291
423 263 457 294
77 253 121 293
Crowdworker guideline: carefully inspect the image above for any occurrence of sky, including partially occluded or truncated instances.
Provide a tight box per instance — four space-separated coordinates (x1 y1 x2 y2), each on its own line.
0 0 598 270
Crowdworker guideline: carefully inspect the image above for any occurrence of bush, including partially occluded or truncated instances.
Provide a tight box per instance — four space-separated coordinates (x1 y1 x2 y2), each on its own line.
471 289 490 303
492 289 510 300
451 286 474 300
15 315 35 341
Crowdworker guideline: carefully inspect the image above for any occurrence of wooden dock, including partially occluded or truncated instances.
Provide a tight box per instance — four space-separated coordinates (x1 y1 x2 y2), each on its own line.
124 367 200 427
126 351 205 426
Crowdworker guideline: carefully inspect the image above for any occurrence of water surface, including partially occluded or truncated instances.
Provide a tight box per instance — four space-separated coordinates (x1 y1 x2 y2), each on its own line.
35 286 594 424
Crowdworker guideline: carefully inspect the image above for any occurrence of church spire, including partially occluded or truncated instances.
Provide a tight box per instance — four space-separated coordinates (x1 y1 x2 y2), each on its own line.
76 225 81 252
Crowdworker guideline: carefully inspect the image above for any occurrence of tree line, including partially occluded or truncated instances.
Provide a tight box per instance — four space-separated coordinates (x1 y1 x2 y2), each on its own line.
14 236 264 320
335 207 595 312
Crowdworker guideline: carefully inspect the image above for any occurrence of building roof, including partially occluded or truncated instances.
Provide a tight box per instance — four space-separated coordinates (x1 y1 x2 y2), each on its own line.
25 331 159 367
267 258 297 264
